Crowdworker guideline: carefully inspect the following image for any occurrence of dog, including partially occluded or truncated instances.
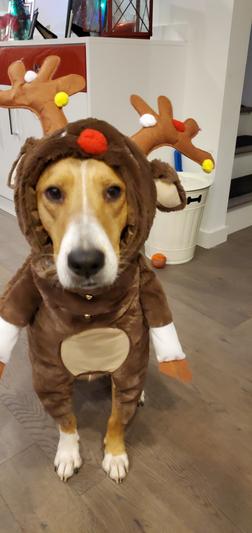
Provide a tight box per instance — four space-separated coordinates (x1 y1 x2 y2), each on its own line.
37 156 129 481
0 120 187 483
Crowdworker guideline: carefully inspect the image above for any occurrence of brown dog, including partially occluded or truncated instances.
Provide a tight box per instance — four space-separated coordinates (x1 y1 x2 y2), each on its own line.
0 119 187 484
37 156 129 480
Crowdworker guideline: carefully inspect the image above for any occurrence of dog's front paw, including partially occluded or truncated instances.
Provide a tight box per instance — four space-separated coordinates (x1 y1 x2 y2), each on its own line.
102 452 129 483
54 431 82 482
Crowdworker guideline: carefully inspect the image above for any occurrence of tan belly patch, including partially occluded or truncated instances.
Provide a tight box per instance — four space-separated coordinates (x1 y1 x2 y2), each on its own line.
61 327 130 376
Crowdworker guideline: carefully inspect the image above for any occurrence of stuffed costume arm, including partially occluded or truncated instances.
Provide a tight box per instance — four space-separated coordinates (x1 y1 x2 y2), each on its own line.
151 323 185 362
0 257 41 375
138 254 185 361
0 318 20 377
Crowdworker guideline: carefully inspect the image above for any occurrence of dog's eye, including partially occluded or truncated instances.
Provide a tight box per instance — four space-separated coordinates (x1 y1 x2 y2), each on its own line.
105 185 122 201
44 187 64 203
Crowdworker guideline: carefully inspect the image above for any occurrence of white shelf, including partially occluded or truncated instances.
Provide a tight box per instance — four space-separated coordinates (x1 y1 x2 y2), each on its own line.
0 36 186 48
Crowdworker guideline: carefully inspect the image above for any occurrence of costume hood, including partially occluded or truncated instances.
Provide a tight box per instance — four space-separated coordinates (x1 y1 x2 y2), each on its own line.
0 119 189 426
12 119 158 261
11 118 185 283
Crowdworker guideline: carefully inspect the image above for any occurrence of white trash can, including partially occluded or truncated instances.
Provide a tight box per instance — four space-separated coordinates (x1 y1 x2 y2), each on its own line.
145 172 213 264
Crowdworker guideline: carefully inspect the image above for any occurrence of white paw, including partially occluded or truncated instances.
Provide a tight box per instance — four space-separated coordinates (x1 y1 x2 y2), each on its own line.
102 452 129 483
54 430 82 482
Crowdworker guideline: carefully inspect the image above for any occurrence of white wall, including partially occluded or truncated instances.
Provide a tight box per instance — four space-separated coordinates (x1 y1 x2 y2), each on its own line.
202 0 252 245
153 0 252 247
0 0 8 13
242 28 252 107
34 0 69 37
21 0 252 245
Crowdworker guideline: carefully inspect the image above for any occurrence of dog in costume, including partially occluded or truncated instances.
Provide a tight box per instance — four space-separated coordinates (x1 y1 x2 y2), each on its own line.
0 56 214 482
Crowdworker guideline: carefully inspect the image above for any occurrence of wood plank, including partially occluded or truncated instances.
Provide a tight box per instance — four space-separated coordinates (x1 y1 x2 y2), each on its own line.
82 476 192 533
0 211 252 532
127 400 251 533
0 402 32 465
0 386 58 462
0 494 22 533
0 445 103 533
157 234 252 329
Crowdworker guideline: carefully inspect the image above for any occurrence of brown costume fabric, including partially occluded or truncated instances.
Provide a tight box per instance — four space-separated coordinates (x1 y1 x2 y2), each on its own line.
0 118 181 426
150 159 186 212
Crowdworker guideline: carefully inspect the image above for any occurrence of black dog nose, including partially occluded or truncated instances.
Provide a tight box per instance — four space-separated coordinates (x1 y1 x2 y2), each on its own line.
68 249 105 277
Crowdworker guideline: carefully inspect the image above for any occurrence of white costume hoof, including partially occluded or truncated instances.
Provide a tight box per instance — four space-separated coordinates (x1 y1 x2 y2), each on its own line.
0 317 20 364
151 322 186 362
54 431 82 482
102 452 129 483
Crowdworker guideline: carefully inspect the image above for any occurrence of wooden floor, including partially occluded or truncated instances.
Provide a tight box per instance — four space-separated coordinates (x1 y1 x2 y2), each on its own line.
0 208 251 533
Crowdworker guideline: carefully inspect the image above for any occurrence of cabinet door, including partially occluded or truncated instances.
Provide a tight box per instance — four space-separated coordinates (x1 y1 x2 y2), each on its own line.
18 92 89 140
0 98 43 204
0 43 88 210
0 102 21 203
18 108 42 141
64 93 89 124
0 91 88 205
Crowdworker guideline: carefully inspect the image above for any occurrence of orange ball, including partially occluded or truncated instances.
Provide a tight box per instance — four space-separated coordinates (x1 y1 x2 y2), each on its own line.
151 253 166 268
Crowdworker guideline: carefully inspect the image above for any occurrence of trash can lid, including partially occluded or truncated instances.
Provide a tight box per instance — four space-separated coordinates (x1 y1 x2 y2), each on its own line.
178 172 213 192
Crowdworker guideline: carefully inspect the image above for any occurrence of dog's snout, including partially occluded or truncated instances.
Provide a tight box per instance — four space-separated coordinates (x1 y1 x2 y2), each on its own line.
68 248 105 278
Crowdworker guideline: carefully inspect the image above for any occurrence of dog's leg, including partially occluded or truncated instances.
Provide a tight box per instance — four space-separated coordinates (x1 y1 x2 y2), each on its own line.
102 381 129 483
54 414 82 482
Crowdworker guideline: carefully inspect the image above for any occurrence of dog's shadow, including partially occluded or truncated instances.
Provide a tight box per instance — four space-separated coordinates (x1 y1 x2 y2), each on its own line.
73 368 179 451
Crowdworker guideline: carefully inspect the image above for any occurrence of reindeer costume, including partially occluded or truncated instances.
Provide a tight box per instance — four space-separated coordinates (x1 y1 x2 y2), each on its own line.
0 56 214 428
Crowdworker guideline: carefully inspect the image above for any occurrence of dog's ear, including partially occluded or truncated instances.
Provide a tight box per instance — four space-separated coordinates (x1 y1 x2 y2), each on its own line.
150 159 186 212
8 137 39 189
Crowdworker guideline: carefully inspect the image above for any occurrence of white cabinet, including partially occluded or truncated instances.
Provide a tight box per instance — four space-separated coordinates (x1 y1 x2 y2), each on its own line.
0 37 186 214
0 103 20 207
0 93 89 212
0 98 52 207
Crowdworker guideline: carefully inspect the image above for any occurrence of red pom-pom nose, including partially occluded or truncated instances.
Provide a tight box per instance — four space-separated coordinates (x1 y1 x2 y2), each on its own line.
77 129 108 155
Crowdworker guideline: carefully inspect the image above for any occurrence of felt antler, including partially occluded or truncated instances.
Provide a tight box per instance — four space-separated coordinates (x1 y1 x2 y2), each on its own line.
130 95 214 173
0 55 85 136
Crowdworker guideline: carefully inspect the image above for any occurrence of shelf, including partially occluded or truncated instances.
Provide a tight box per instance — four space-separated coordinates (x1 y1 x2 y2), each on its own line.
235 135 252 155
240 105 252 114
228 192 252 209
229 173 252 197
229 170 252 208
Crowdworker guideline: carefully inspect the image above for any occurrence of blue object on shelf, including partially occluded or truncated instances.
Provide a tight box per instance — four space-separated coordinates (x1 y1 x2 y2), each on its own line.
174 150 183 172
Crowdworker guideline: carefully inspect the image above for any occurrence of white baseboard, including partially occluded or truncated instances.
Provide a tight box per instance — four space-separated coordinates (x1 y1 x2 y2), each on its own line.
0 196 15 216
227 203 252 234
198 204 252 246
197 225 228 249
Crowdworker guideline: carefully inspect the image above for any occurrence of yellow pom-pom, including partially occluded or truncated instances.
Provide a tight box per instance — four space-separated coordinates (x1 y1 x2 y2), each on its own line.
54 92 69 108
202 158 214 173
